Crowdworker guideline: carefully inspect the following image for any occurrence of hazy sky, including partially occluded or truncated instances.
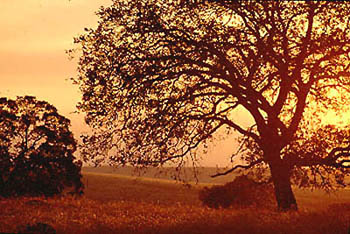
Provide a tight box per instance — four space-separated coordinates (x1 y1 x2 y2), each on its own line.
3 0 347 168
0 0 113 132
0 0 239 167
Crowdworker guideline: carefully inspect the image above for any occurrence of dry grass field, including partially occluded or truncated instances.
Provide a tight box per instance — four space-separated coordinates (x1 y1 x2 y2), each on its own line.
1 170 350 233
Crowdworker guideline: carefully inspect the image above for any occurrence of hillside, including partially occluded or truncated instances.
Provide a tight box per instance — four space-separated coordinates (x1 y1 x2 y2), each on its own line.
81 171 350 211
1 172 350 233
82 172 201 205
82 166 239 184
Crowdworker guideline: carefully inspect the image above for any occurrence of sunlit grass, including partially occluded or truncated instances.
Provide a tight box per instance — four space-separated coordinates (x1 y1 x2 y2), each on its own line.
82 172 202 206
1 172 350 233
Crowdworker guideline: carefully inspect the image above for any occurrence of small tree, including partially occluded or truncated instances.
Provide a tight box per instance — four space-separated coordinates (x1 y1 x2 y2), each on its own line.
0 96 83 197
72 1 350 210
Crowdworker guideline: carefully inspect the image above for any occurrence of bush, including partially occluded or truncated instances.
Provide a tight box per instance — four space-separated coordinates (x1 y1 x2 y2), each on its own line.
199 175 275 209
0 96 83 197
18 222 56 234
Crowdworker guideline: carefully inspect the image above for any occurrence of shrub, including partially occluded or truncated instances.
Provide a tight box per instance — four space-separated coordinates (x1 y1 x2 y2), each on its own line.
199 175 275 209
0 96 83 197
18 222 56 234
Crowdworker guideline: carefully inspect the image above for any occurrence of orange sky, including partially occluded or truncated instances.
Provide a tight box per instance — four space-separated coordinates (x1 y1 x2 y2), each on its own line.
0 0 114 133
4 0 348 170
3 0 349 169
0 0 107 130
0 0 238 167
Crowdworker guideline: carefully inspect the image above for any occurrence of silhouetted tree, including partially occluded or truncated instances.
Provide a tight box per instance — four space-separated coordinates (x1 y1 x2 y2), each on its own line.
0 96 83 197
72 1 350 210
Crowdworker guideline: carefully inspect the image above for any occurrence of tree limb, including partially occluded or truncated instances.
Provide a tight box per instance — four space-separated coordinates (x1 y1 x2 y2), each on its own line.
211 158 264 178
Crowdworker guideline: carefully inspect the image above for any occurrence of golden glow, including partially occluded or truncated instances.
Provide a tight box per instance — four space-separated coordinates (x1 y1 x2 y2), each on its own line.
321 88 350 127
0 0 236 166
2 1 349 166
0 0 112 134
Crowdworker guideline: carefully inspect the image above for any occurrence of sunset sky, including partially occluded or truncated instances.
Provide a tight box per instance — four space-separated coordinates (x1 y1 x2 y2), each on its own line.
0 0 112 133
0 0 235 166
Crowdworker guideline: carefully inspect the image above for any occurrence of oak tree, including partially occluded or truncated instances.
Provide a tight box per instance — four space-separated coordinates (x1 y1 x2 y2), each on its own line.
0 96 83 197
73 1 350 210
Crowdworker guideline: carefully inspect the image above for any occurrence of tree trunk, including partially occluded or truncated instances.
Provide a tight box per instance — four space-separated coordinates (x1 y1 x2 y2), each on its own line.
269 161 298 211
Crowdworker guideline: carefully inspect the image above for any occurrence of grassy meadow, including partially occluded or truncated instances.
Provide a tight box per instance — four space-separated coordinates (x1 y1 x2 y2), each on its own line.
1 168 350 233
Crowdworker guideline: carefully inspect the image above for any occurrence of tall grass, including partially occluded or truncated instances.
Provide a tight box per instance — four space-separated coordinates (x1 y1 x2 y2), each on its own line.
1 172 350 233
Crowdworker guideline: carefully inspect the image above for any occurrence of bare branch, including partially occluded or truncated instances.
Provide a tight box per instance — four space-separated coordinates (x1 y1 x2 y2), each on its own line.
211 158 264 178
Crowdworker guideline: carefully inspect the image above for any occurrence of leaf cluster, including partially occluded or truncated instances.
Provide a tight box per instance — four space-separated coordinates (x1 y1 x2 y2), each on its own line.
0 96 83 197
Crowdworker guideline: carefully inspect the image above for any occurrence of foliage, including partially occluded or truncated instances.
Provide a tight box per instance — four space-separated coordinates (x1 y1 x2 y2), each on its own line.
238 123 350 191
72 0 350 210
0 96 83 197
199 175 275 209
288 124 350 190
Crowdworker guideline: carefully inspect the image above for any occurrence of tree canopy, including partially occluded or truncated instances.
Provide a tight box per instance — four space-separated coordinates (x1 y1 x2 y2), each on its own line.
73 0 350 210
0 96 83 197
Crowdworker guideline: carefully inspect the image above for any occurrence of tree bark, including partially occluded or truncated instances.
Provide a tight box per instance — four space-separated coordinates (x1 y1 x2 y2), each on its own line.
269 160 298 211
